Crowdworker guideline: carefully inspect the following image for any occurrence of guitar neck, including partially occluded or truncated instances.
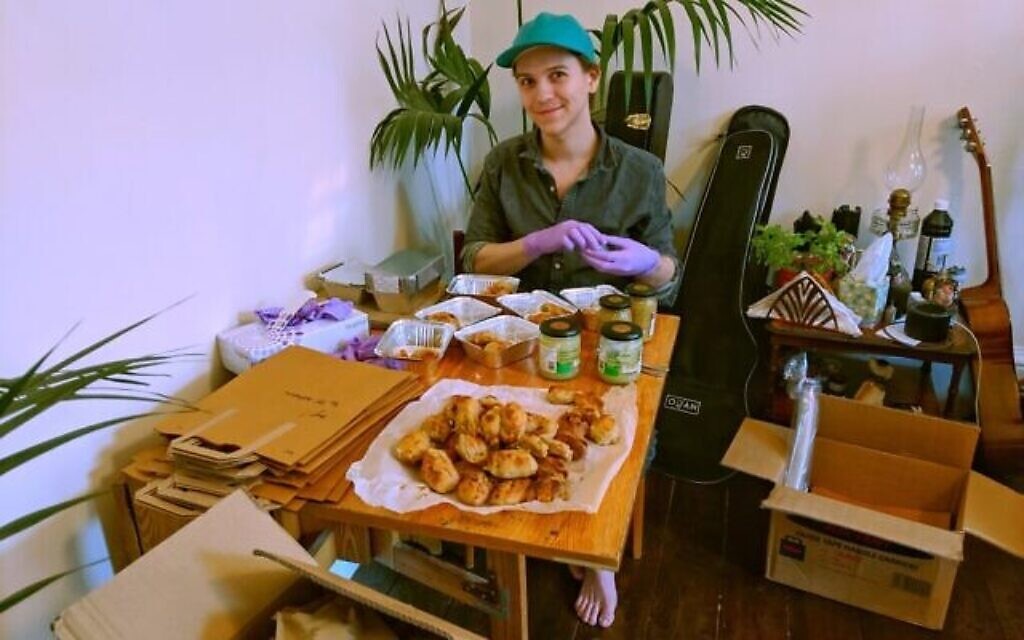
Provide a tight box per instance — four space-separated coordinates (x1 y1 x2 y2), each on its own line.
958 107 1003 300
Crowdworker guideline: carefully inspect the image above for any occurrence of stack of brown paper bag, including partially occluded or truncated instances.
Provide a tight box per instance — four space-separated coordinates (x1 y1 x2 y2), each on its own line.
138 346 423 515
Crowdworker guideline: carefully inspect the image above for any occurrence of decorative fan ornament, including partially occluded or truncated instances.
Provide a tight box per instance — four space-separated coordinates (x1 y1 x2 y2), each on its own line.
747 272 863 337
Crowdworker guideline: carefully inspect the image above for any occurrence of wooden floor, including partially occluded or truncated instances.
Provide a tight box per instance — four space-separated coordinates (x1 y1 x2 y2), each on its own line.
353 470 1024 639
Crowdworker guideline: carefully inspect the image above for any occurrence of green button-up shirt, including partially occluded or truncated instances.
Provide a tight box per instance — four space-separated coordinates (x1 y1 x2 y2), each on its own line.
461 126 679 301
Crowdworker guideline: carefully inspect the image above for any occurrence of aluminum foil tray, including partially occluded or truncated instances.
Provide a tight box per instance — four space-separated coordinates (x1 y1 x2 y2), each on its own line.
414 296 502 330
454 315 540 368
374 319 454 361
497 290 578 325
446 274 520 298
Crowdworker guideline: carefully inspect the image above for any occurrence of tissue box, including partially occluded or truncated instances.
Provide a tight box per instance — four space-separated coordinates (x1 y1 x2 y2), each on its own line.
217 310 369 374
837 276 889 327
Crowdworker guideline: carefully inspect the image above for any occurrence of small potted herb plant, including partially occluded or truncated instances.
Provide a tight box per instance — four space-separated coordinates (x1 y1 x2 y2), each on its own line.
751 224 805 286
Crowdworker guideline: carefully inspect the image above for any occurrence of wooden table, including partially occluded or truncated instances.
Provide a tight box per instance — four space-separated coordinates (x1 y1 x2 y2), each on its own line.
293 314 680 639
766 320 977 419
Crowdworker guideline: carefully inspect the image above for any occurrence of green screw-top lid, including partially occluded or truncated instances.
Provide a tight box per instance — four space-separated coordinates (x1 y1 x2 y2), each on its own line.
598 294 630 310
625 282 657 297
601 320 642 341
540 317 580 338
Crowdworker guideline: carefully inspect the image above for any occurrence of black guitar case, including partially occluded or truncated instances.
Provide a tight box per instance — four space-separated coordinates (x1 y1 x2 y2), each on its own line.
653 106 790 482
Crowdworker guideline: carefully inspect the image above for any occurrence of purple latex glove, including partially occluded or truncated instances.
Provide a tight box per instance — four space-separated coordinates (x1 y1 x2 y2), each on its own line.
523 220 605 258
581 235 660 277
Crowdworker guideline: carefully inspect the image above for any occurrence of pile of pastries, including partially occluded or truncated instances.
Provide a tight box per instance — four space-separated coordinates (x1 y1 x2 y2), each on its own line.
424 311 461 329
392 385 621 506
483 281 516 296
526 302 574 324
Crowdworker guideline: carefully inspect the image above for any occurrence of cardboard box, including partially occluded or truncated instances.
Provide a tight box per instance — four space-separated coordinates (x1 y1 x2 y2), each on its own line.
57 491 483 639
722 395 1024 629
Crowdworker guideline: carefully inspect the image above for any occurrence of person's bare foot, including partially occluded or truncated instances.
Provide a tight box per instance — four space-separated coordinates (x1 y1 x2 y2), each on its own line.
574 568 617 628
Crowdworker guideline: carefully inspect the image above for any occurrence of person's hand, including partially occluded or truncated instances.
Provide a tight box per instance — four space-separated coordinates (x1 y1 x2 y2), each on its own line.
581 235 660 277
523 220 605 258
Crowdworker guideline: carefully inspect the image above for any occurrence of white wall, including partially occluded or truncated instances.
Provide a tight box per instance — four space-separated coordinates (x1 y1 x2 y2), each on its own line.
0 1 438 636
471 0 1024 347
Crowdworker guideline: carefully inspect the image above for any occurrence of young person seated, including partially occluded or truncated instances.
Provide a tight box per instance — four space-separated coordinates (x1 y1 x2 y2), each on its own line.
460 12 680 628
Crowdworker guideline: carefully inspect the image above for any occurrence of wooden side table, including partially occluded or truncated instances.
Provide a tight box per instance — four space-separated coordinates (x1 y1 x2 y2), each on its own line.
766 320 977 420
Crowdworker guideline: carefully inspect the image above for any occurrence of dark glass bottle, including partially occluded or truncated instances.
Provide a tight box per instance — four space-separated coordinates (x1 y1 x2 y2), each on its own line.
913 199 954 290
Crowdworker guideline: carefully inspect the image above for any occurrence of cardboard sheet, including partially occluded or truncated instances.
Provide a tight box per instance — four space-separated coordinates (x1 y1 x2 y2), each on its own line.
156 347 416 467
347 378 638 515
56 492 311 640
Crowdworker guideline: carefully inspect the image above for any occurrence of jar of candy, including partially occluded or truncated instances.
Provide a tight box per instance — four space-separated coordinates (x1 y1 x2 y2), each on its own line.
597 294 631 329
625 282 658 341
538 317 581 380
597 321 643 385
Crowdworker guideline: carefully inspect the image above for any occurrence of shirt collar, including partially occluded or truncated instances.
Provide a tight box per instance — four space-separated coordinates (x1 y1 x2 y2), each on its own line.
518 122 619 173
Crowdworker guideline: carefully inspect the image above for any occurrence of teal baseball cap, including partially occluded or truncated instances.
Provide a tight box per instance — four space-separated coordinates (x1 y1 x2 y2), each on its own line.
496 12 597 69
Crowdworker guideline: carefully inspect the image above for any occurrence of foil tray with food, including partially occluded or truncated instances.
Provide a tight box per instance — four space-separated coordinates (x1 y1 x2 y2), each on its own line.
559 285 624 331
454 315 540 368
414 296 502 331
446 274 520 299
374 319 454 361
497 290 578 325
346 378 638 514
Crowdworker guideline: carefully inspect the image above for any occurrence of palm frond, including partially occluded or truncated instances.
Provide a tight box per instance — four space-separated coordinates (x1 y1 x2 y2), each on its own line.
595 0 805 110
0 559 107 614
0 491 108 542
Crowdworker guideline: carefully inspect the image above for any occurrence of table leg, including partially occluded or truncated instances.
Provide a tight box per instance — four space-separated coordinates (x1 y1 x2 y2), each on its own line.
487 549 527 640
631 475 646 560
945 361 965 418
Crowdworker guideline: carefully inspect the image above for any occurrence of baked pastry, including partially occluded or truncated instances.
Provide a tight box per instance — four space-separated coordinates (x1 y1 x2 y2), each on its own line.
536 455 568 480
452 396 482 437
545 439 573 461
479 394 502 411
485 449 538 479
488 478 535 505
421 413 452 443
546 385 576 405
573 391 603 413
518 434 549 459
500 402 528 445
456 467 493 506
535 476 568 503
588 414 620 446
393 429 431 464
420 449 460 493
557 410 590 441
479 407 502 447
425 311 460 329
554 432 587 461
453 432 489 465
527 413 558 440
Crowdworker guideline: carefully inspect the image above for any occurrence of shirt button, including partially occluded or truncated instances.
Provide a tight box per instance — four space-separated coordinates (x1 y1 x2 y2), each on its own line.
553 260 562 271
549 185 555 193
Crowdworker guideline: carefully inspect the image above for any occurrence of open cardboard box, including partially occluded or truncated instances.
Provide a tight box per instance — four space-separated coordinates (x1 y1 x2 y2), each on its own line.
56 491 483 640
722 395 1024 629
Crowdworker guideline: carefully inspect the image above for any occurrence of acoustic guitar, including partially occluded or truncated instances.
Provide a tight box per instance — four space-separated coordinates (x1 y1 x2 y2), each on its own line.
956 106 1023 473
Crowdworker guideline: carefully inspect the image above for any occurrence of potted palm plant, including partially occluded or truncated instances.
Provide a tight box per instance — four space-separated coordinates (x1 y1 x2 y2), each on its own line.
0 308 193 613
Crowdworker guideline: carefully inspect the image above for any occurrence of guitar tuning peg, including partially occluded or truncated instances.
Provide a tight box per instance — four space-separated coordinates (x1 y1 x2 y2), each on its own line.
960 131 970 141
958 117 970 127
965 141 978 152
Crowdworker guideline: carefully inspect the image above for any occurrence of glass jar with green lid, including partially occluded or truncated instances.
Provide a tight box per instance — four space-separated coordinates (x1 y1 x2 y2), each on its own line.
625 282 658 342
538 317 581 380
597 294 631 329
597 321 643 384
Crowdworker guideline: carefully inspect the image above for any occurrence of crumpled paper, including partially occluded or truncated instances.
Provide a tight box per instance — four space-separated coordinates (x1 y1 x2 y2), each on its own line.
747 271 863 336
346 378 638 515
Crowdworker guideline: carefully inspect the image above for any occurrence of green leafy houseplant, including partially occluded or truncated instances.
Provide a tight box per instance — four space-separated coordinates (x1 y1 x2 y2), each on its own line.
751 223 803 271
369 0 808 195
0 309 193 613
804 219 854 277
